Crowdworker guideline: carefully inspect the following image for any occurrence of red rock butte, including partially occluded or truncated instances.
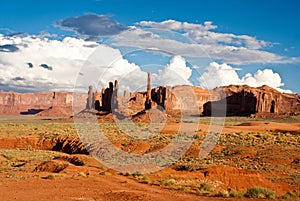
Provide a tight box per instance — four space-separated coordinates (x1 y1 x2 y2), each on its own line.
0 81 299 117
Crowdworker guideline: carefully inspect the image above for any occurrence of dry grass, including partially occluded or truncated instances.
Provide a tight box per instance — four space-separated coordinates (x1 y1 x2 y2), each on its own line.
0 117 77 138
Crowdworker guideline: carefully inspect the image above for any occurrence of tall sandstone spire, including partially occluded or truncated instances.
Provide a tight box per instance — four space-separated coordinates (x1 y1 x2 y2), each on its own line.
145 72 152 110
86 85 94 109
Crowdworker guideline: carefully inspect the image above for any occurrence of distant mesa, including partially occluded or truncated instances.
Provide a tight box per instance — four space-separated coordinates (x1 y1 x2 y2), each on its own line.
0 91 86 116
0 73 299 117
82 73 300 118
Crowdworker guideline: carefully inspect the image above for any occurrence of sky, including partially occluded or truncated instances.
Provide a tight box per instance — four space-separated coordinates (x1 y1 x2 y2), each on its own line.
0 0 299 93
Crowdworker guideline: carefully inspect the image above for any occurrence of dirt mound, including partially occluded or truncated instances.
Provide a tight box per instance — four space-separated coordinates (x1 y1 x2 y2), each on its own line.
203 165 290 194
0 137 55 150
120 141 151 154
36 106 73 117
132 109 177 123
34 160 68 173
223 121 300 134
103 190 150 201
238 122 271 127
74 108 178 124
74 110 118 123
0 154 7 162
54 155 85 166
0 137 89 155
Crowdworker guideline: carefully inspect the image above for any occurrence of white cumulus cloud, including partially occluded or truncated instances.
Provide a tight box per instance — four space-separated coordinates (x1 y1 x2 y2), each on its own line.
0 34 100 92
0 33 194 93
111 26 284 65
198 62 291 93
152 55 192 86
138 20 268 50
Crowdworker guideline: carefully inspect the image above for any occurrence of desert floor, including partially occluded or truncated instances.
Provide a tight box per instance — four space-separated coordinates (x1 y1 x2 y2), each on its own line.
0 115 299 201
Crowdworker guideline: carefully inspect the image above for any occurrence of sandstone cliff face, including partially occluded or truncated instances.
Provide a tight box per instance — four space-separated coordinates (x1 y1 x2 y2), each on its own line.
115 84 300 117
151 85 213 115
0 85 299 117
0 91 86 116
203 85 300 116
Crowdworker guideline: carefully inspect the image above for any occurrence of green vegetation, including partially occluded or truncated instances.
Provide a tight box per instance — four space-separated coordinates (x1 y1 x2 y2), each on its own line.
0 117 77 138
0 115 299 198
281 191 296 199
179 115 300 126
141 176 150 184
215 190 230 197
103 172 112 176
160 179 176 186
0 149 63 162
195 183 214 196
42 174 55 180
229 190 244 198
177 186 190 191
245 186 276 199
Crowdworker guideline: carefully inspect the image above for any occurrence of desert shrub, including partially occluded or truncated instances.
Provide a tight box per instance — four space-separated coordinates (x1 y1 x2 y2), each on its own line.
177 186 190 191
229 190 244 198
215 190 230 197
200 183 213 192
141 176 150 184
281 191 296 199
193 134 201 140
104 172 112 176
124 172 131 176
245 186 276 199
195 183 214 196
196 188 211 196
78 172 87 177
132 171 143 177
160 179 175 186
43 174 54 180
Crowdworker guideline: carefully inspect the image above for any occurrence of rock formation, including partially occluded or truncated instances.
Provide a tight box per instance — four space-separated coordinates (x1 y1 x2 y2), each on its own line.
94 90 101 111
144 72 152 110
203 85 300 116
1 82 299 117
0 91 87 116
86 85 94 110
112 80 119 111
101 82 114 112
151 85 212 115
86 82 300 117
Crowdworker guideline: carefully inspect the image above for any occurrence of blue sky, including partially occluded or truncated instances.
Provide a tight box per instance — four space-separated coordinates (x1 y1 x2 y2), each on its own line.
0 0 299 92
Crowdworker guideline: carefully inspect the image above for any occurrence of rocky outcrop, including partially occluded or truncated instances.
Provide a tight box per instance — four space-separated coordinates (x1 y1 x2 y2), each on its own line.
145 72 152 110
203 85 300 116
151 85 216 115
101 82 114 112
86 85 94 110
87 80 119 112
147 84 300 116
86 77 151 114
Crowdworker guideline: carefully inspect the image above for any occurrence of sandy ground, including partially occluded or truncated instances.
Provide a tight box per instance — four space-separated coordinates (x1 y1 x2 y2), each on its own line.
0 117 299 200
0 174 274 201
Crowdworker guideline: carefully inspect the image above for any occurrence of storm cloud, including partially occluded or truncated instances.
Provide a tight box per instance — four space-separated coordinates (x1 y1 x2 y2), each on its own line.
40 64 53 71
0 44 19 52
56 14 128 38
